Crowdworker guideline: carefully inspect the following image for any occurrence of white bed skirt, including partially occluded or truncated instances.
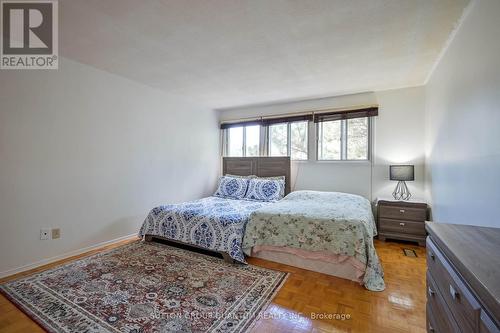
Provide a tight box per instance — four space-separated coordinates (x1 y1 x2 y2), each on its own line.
250 246 364 284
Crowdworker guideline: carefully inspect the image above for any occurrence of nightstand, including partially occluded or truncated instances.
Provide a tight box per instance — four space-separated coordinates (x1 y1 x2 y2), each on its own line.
377 198 428 246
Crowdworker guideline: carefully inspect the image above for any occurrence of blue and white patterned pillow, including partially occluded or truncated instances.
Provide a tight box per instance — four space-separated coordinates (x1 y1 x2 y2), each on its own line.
213 176 249 199
244 178 285 202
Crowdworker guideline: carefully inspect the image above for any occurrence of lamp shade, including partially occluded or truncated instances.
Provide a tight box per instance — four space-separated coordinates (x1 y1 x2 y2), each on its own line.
390 165 414 181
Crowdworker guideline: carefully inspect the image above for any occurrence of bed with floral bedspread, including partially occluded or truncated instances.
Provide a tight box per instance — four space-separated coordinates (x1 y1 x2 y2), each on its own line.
139 196 268 263
243 190 385 291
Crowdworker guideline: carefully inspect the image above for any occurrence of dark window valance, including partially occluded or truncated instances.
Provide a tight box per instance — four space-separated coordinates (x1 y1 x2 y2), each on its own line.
261 114 313 126
220 106 378 129
220 120 262 129
220 114 313 129
313 107 378 123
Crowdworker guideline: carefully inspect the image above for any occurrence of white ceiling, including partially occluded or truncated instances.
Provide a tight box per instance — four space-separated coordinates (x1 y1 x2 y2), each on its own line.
60 0 469 110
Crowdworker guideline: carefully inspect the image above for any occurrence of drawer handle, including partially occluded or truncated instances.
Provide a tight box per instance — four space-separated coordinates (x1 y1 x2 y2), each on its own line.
399 209 405 213
449 285 460 300
428 287 435 297
399 222 405 226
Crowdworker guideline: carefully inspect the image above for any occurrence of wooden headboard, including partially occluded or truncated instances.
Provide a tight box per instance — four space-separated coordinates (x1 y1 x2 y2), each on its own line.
222 157 291 195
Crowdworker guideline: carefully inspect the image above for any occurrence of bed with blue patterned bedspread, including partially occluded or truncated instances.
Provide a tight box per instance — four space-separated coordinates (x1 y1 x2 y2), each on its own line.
138 196 269 262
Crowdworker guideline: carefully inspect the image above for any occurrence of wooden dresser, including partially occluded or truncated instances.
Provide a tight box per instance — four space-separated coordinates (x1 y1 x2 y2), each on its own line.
426 223 500 333
377 199 427 246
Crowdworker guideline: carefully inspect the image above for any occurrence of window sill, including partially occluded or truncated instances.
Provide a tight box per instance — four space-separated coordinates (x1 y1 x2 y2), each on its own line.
313 159 371 164
222 156 371 165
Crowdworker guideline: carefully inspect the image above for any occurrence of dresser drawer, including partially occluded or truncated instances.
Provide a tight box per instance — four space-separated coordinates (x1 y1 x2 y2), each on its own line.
427 239 481 332
379 205 426 221
379 218 426 235
427 272 461 333
427 306 438 333
480 311 500 333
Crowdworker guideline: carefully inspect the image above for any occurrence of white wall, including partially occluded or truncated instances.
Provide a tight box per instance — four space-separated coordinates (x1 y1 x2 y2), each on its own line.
0 58 220 276
218 86 426 201
373 88 426 201
425 0 500 227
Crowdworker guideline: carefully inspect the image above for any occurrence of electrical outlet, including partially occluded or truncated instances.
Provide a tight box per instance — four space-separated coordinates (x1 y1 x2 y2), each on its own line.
40 229 50 240
52 228 60 239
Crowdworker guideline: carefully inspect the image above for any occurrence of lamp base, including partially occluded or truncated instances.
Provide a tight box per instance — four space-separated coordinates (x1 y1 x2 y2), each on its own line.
392 181 412 201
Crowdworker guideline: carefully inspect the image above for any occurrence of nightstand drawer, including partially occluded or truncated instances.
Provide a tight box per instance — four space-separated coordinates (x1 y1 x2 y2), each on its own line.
379 205 426 221
379 218 425 235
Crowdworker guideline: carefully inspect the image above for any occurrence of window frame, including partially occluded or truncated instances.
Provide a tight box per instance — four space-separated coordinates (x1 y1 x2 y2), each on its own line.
316 117 371 162
267 121 309 161
223 121 309 160
267 122 290 157
225 125 261 157
243 124 261 157
289 121 310 161
222 116 372 162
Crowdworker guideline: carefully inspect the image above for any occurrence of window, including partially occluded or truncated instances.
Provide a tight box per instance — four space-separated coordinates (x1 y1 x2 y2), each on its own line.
222 108 376 161
227 127 243 156
346 118 369 160
245 125 260 157
226 125 261 157
268 121 308 160
318 120 341 160
224 121 308 160
268 124 287 156
317 118 369 160
290 121 308 160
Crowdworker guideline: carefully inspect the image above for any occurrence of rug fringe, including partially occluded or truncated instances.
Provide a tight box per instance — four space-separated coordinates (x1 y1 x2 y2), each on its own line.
241 271 290 333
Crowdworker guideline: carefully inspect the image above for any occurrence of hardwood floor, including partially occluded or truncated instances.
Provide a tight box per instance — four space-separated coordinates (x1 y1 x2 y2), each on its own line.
0 239 426 333
248 241 427 333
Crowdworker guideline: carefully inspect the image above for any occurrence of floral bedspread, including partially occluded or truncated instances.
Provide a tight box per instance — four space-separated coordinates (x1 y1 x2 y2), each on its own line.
242 190 385 291
139 197 268 263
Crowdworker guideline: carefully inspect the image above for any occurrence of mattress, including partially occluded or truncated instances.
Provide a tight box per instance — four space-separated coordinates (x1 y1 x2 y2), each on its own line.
243 190 385 291
139 196 268 262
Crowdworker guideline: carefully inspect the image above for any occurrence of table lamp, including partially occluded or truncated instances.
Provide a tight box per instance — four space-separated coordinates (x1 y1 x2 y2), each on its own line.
390 165 414 200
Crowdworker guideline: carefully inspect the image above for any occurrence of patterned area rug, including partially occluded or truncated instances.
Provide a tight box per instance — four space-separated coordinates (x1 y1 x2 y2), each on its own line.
0 241 288 333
